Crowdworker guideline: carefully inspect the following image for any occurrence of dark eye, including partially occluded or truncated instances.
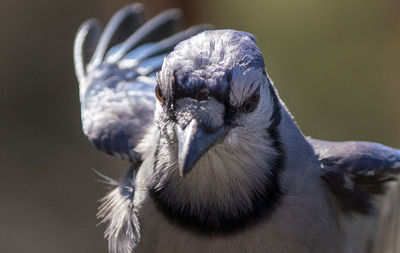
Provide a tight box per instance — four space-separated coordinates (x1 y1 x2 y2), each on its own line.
242 92 260 113
155 84 165 103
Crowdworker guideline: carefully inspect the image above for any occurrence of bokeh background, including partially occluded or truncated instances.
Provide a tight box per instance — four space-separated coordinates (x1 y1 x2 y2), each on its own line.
1 0 399 252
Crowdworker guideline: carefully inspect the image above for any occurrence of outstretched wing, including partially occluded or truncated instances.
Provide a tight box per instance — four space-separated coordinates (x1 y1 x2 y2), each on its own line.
309 138 400 214
74 4 210 161
310 139 400 180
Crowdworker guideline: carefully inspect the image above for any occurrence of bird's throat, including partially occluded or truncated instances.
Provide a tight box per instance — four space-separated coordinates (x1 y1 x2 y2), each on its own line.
149 138 285 234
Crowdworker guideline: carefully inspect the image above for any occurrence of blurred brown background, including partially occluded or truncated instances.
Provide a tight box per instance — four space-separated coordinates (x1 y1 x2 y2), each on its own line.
1 0 399 252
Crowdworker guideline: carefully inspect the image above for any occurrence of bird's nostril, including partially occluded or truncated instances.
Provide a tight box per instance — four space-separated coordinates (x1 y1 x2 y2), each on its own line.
176 117 222 135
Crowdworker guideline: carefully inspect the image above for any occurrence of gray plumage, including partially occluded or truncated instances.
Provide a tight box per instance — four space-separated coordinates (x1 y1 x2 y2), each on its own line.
74 4 400 253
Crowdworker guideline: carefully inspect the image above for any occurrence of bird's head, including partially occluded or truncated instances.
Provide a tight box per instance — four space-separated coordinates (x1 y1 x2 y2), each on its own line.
145 30 285 230
154 29 280 178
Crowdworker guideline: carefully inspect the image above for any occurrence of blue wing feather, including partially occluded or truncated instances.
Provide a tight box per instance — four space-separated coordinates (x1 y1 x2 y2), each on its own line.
74 5 211 161
309 138 400 176
309 138 400 214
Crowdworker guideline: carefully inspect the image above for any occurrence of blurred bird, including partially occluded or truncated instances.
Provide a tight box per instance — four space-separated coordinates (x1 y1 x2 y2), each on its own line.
74 4 400 253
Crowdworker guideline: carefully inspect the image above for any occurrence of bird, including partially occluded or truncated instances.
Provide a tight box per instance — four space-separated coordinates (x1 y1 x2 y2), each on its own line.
74 4 400 253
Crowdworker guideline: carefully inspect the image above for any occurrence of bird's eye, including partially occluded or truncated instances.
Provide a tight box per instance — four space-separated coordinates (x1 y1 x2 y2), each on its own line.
242 92 260 113
155 85 165 104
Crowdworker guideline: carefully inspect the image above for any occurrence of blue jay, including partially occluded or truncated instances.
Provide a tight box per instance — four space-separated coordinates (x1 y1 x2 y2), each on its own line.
74 4 400 253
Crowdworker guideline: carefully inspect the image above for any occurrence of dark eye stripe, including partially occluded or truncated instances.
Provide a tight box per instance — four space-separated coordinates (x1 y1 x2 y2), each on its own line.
242 88 260 113
224 90 260 124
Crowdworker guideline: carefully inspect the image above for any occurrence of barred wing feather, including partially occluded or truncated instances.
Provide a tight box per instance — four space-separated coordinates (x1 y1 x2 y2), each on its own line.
74 4 210 161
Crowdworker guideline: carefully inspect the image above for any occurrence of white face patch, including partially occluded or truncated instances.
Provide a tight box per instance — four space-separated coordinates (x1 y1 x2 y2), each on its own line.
229 67 265 108
150 74 279 221
229 71 275 133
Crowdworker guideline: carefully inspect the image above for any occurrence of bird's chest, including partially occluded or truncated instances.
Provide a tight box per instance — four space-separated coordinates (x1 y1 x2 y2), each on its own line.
133 196 342 253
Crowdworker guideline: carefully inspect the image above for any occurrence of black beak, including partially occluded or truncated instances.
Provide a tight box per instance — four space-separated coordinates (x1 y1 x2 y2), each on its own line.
175 119 224 177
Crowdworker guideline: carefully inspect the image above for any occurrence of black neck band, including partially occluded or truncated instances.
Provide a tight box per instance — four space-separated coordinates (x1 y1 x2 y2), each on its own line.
149 84 286 236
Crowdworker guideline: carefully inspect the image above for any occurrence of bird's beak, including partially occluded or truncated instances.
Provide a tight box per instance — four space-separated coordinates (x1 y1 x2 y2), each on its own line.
175 119 224 177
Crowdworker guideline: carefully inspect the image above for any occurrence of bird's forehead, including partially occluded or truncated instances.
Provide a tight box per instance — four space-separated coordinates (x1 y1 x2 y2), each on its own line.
159 30 265 102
